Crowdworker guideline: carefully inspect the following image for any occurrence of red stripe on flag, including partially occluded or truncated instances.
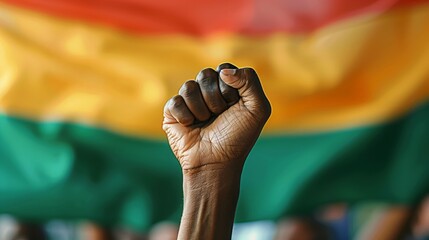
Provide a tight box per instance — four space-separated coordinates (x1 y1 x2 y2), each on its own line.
2 0 428 35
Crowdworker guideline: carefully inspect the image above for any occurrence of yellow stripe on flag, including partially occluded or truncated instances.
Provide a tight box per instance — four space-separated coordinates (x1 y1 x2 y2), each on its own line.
0 2 429 138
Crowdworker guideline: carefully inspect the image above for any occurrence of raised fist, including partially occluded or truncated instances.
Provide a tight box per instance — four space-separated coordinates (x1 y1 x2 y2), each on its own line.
163 63 271 173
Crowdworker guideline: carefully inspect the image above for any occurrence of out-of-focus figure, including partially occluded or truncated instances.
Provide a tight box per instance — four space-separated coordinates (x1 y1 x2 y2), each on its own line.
275 218 332 240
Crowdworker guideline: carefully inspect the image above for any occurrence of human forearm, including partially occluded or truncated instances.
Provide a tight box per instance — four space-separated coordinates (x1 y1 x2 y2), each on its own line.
178 166 242 240
163 64 270 239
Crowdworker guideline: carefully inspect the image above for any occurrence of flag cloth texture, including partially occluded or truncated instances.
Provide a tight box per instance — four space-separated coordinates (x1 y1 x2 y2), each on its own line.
0 0 428 230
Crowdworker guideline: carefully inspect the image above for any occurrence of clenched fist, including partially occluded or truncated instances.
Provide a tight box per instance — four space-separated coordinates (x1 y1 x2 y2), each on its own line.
163 63 271 173
163 63 270 240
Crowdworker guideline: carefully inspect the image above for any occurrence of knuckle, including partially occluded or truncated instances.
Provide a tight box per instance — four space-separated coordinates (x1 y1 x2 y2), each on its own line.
164 98 172 110
170 95 184 108
179 80 199 97
197 68 217 81
198 77 216 90
201 67 217 75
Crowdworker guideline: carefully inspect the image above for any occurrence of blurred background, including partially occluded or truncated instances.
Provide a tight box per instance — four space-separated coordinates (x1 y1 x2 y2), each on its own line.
0 0 428 239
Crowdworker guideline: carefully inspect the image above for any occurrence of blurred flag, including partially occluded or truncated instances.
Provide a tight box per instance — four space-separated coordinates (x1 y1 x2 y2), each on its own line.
0 0 428 231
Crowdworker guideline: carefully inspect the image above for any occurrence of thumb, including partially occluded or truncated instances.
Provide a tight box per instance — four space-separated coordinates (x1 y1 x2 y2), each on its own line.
220 68 271 117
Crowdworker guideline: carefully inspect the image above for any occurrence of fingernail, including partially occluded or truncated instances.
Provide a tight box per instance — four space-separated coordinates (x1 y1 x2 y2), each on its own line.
220 69 237 76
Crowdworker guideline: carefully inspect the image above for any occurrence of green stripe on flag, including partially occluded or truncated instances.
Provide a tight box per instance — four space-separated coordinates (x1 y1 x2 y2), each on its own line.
1 101 428 229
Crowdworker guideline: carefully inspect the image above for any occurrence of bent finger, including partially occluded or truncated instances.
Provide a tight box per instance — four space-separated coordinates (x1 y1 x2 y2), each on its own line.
164 95 195 126
216 63 240 106
196 68 228 115
179 80 211 122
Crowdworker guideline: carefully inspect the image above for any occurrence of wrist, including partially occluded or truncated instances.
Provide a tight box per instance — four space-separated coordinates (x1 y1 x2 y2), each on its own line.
182 161 243 179
182 165 242 207
178 164 243 240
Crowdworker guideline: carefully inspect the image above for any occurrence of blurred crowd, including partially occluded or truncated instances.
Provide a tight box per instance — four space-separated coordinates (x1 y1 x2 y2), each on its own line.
1 196 428 240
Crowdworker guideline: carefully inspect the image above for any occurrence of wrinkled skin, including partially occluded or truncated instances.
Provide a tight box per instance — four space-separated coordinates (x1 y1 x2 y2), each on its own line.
163 63 271 240
163 63 271 172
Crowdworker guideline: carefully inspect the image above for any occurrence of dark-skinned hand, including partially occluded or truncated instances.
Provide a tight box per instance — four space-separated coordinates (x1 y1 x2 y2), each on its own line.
163 63 271 173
